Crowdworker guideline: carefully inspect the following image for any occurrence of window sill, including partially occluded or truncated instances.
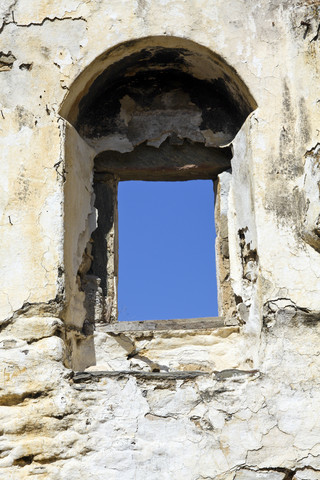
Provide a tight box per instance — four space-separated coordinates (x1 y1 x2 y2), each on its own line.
98 316 225 333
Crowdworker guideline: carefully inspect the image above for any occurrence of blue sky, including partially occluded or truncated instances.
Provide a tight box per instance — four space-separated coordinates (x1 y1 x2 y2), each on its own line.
118 180 218 321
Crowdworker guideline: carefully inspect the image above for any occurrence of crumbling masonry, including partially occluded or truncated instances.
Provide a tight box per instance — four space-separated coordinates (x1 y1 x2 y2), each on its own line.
1 1 320 479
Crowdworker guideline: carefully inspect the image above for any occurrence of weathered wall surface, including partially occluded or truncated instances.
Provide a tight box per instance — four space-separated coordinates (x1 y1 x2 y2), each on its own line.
1 0 320 478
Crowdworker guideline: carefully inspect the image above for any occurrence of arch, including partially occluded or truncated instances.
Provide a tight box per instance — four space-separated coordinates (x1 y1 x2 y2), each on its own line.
60 35 256 129
60 36 257 369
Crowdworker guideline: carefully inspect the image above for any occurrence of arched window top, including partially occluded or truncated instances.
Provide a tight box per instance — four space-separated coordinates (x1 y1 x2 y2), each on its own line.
60 36 257 148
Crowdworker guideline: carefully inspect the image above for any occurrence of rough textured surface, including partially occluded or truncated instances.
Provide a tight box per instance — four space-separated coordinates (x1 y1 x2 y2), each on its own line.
1 0 320 478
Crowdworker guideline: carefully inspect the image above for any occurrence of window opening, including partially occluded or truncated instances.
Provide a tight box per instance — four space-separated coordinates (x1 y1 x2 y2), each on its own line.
61 38 257 368
118 180 218 321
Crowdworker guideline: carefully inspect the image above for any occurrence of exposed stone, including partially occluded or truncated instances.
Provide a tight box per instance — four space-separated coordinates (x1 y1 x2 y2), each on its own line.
1 316 63 342
1 0 320 478
0 51 16 71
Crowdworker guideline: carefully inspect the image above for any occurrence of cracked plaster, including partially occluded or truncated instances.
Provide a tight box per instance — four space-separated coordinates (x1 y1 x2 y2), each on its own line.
1 0 320 478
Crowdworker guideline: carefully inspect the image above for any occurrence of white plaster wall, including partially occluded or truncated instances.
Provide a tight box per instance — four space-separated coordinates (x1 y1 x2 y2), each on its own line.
1 0 320 478
1 0 319 320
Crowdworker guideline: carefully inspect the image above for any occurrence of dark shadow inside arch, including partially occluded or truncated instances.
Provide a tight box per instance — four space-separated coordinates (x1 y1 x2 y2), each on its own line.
74 43 256 150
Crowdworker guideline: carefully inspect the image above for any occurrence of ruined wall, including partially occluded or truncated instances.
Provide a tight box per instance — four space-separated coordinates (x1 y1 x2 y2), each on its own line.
1 0 320 478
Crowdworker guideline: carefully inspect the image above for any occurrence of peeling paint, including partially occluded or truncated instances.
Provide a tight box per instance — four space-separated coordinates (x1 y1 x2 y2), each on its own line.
1 0 320 478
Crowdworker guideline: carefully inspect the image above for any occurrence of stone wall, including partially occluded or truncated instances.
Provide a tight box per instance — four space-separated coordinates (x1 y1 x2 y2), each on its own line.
1 0 320 478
